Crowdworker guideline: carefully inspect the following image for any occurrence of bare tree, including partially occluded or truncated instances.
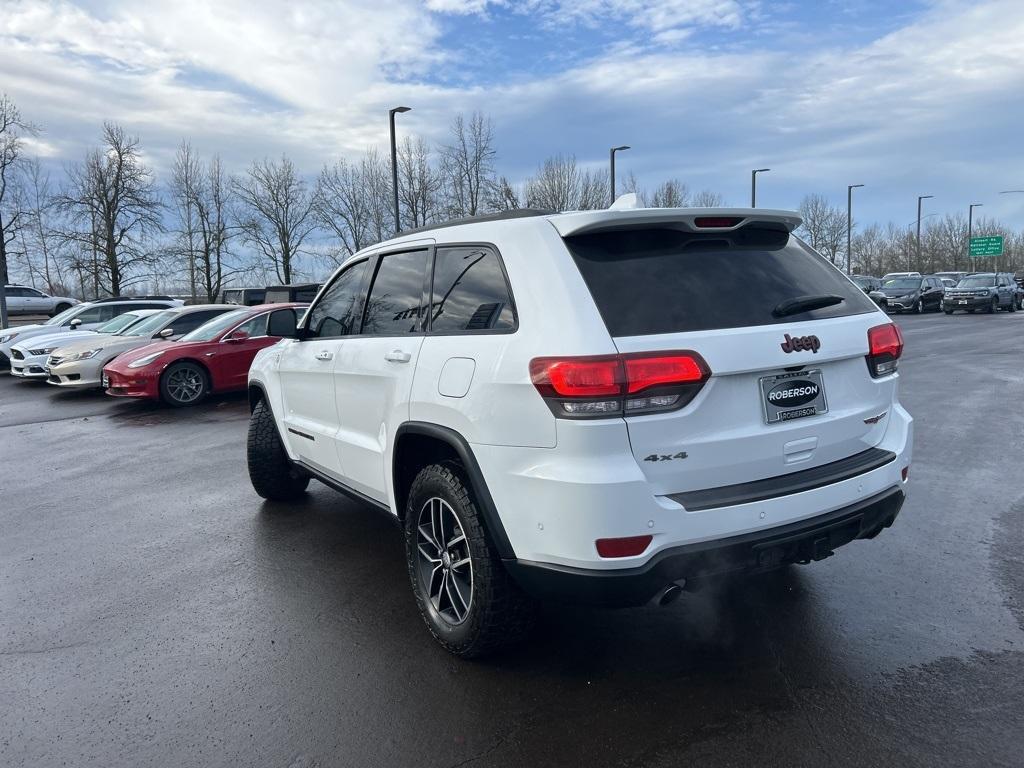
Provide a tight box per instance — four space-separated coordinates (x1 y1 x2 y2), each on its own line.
15 158 74 293
191 154 234 301
171 141 201 301
0 94 38 327
233 155 316 284
398 136 442 230
525 155 608 211
650 179 690 208
315 155 376 262
486 175 522 212
798 193 846 265
56 123 163 297
440 112 496 219
691 189 725 207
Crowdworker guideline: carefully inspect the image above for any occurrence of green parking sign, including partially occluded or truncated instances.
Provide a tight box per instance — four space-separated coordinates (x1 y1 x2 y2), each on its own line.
969 235 1003 257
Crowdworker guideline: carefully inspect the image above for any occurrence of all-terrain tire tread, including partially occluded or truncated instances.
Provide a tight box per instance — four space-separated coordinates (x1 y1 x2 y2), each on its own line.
405 461 535 658
247 400 309 501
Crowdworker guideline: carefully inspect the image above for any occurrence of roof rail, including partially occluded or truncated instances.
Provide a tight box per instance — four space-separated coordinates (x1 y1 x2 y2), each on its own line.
398 208 555 238
92 294 175 303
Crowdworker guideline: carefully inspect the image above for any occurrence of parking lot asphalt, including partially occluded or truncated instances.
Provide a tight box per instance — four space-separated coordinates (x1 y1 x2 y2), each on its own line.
2 312 1023 768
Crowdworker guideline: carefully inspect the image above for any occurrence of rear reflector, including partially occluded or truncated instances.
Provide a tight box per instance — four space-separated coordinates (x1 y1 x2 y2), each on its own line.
866 323 904 377
530 351 710 418
693 216 743 228
596 535 653 558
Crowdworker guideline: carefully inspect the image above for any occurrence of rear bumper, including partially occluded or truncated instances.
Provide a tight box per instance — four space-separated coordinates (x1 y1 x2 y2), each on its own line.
506 486 905 606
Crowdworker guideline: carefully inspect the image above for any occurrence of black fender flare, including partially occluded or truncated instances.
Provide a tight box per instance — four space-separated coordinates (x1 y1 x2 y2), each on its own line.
394 422 515 560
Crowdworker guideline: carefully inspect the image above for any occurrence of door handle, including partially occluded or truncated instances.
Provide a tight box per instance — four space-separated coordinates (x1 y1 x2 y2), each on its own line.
315 350 334 361
385 350 412 363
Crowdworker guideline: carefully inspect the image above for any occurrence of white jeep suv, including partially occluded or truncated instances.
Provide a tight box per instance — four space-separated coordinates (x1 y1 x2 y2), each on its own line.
247 208 913 657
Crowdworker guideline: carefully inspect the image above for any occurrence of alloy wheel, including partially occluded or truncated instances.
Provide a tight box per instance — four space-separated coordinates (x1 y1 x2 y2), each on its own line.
416 497 473 625
166 366 204 403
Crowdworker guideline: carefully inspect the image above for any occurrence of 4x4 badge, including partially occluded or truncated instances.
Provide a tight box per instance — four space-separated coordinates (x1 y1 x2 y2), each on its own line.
780 333 821 353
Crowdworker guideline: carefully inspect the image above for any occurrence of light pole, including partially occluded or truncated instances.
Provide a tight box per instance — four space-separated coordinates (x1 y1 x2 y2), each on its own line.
846 184 864 275
967 203 983 268
751 168 770 207
916 195 933 267
609 145 630 207
389 106 411 234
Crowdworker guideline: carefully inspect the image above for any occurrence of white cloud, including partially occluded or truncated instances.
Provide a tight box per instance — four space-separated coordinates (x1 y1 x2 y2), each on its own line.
1 0 1022 232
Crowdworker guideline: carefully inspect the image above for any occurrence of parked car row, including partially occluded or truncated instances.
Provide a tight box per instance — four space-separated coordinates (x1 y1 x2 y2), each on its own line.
849 272 1023 315
2 298 307 407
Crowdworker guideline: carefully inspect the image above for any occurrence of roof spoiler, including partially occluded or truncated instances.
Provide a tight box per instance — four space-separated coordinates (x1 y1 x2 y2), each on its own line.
549 208 802 238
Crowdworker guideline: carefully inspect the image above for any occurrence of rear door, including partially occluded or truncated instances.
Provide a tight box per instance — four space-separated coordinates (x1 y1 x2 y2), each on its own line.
564 224 891 495
4 287 27 314
332 247 431 503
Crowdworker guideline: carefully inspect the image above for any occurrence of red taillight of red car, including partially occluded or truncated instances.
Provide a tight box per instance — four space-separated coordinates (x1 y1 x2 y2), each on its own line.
866 323 904 378
595 535 653 558
530 351 710 418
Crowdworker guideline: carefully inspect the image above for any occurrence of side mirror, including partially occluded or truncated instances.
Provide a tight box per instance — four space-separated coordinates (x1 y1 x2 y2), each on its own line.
225 330 250 343
69 318 82 329
158 327 174 339
267 309 300 339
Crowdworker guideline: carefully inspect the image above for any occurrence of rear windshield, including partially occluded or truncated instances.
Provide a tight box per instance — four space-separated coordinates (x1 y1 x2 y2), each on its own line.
565 226 876 336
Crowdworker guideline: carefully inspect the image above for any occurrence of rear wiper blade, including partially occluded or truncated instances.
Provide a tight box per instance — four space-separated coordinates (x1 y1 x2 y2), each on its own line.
772 294 845 318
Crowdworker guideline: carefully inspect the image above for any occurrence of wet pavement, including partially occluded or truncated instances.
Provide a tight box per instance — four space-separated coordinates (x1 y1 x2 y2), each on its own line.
1 312 1022 767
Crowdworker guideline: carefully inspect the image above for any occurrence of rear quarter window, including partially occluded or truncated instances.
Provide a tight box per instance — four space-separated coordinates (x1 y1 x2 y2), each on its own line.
565 226 877 336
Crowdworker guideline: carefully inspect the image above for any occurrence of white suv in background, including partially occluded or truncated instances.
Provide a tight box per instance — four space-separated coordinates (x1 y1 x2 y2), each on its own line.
3 284 78 316
246 207 913 657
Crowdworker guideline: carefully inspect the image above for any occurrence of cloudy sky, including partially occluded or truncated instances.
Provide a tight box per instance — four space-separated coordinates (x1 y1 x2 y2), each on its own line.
3 0 1024 229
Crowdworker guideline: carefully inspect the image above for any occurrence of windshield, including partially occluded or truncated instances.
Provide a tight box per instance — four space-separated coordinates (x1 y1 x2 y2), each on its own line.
883 278 922 290
852 277 872 288
121 310 176 336
44 304 84 326
957 276 996 288
96 312 146 334
178 308 249 342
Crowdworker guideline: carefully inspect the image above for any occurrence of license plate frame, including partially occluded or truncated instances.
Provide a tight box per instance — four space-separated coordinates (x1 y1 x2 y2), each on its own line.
759 369 828 424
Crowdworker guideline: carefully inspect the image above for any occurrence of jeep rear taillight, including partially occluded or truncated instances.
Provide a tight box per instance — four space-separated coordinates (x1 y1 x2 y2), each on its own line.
866 323 903 378
530 351 710 418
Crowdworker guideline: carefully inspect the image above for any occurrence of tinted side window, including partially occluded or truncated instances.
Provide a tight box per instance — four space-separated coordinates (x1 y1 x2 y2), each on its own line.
307 260 370 338
234 313 269 338
430 247 516 332
169 310 228 336
362 251 429 335
72 305 106 323
5 287 26 297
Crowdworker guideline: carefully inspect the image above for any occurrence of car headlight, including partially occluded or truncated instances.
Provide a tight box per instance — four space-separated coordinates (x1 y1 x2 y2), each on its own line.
0 333 18 344
127 351 164 369
29 347 57 356
67 348 103 362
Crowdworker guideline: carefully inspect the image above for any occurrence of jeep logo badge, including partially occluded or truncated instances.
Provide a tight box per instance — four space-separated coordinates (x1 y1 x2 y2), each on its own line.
767 379 820 407
780 333 821 354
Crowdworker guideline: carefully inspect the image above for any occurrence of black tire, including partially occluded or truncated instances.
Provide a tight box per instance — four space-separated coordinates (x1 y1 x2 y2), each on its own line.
159 360 209 407
988 297 998 314
50 303 72 317
944 309 954 315
1010 299 1017 313
405 462 535 658
247 400 309 500
913 298 923 314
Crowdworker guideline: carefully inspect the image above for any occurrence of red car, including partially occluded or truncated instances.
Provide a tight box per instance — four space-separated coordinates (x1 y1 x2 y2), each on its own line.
102 303 306 407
